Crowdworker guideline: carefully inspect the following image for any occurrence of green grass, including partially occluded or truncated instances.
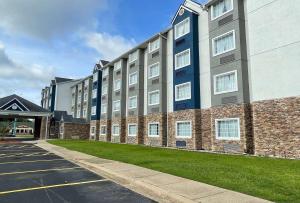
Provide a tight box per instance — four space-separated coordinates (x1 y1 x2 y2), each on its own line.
48 140 300 202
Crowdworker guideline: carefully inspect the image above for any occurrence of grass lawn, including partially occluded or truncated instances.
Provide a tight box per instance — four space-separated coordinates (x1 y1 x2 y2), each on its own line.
48 140 300 202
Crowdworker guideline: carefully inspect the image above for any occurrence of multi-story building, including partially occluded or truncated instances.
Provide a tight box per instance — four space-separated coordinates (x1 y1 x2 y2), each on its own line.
42 0 300 159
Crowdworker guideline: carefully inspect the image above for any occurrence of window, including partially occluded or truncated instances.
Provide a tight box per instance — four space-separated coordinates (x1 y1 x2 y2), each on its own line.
175 49 190 69
149 39 160 53
148 123 159 137
113 100 120 112
77 110 81 118
78 94 82 104
100 126 106 135
93 72 98 82
175 18 190 39
129 51 138 63
128 96 137 109
83 108 87 118
214 70 238 94
102 68 108 77
175 82 191 101
112 125 120 136
101 103 107 114
212 30 235 56
148 63 159 79
148 90 159 106
84 79 89 87
72 98 75 105
84 92 88 102
176 121 192 138
114 79 121 91
71 111 74 118
92 89 97 98
129 72 138 86
91 106 96 115
114 60 122 71
215 118 240 140
128 124 137 136
91 127 96 135
60 125 64 135
102 84 108 95
211 0 233 20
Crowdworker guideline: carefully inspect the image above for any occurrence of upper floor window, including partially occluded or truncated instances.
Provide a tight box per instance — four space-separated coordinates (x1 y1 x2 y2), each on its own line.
102 68 108 77
84 92 88 102
215 118 240 140
84 79 89 87
175 49 190 70
148 90 160 106
149 38 160 53
93 73 98 82
91 106 96 115
101 103 107 114
129 72 138 86
211 0 233 20
212 30 235 56
175 82 191 101
78 94 82 103
114 79 121 91
148 63 159 79
102 84 108 95
77 109 81 118
114 60 122 71
128 96 137 109
92 89 97 99
113 100 120 112
174 17 190 40
214 70 238 95
129 51 138 63
83 108 87 118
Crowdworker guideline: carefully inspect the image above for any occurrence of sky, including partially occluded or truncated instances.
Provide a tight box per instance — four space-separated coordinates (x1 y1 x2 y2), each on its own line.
0 0 206 105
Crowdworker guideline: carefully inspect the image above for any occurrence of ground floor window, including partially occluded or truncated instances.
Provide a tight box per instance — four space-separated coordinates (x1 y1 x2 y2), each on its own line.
90 126 96 135
128 124 137 136
215 118 240 140
100 125 106 135
112 125 120 136
176 121 192 138
60 125 64 135
148 123 159 137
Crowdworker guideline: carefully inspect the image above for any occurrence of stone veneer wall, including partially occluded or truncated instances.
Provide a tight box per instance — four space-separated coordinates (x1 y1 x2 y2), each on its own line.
126 116 144 144
99 119 111 142
167 109 202 150
144 113 167 147
111 118 126 143
200 109 212 150
252 97 300 159
89 120 100 140
62 122 90 140
210 103 253 154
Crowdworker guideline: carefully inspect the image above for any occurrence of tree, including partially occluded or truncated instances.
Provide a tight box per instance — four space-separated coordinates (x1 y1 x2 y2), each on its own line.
0 126 9 140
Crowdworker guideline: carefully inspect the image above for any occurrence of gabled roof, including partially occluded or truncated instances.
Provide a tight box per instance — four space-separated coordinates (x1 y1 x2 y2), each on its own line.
55 77 73 83
171 0 203 25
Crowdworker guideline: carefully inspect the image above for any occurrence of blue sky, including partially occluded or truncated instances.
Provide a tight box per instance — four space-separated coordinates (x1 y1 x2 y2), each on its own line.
0 0 206 104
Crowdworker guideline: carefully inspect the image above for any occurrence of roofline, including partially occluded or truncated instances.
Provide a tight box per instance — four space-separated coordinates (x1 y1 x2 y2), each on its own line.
0 110 52 117
70 75 93 88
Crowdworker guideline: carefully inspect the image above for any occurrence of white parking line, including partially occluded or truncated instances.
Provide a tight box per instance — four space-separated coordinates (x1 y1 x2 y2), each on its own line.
0 159 65 165
0 167 82 176
0 152 54 158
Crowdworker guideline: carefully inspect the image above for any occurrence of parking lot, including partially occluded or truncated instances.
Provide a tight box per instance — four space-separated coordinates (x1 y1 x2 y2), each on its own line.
0 143 155 203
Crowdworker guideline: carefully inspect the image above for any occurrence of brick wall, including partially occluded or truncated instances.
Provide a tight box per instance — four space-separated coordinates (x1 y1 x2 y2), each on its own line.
61 122 90 140
99 119 111 142
144 113 167 147
125 116 144 144
89 120 100 140
111 118 126 143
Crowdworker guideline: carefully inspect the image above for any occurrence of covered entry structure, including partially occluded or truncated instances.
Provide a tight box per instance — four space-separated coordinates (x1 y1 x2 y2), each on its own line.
0 94 51 139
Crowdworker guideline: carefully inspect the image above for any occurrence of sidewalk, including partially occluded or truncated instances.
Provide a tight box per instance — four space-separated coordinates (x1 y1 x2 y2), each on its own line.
36 141 271 203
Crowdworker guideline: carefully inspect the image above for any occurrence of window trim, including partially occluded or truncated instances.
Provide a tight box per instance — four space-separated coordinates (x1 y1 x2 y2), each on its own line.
100 125 107 136
212 30 236 57
93 72 98 82
129 51 138 63
175 82 192 101
148 90 160 106
128 96 137 109
101 103 107 114
114 60 122 71
175 48 191 70
114 79 121 92
101 84 108 95
91 106 96 116
211 0 234 21
175 120 192 138
112 124 120 136
83 108 87 118
77 110 81 118
148 62 160 79
92 89 97 99
215 118 240 140
174 17 190 40
128 124 137 137
84 92 88 102
90 126 96 135
148 122 160 137
129 72 138 86
148 38 160 53
113 100 121 112
213 70 238 95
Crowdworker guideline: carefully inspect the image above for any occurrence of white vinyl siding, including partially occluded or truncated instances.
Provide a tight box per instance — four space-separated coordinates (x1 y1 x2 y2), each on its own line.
175 82 191 101
148 123 159 137
112 125 120 136
77 110 81 118
93 72 98 82
113 100 120 112
149 38 160 53
100 125 106 135
129 51 138 63
148 63 159 79
129 72 138 86
215 118 240 140
212 30 235 56
114 60 122 71
102 68 108 77
148 90 159 106
175 49 190 70
214 70 238 94
77 94 81 104
176 121 192 138
174 17 190 39
211 0 233 20
91 106 96 115
101 103 107 114
114 79 121 91
128 96 137 109
128 124 137 136
102 84 108 95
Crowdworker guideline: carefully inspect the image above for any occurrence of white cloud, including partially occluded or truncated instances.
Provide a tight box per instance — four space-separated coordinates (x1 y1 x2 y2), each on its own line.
84 32 137 60
0 0 108 40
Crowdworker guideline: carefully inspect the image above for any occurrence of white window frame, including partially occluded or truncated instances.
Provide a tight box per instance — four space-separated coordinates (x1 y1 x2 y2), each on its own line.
175 121 192 138
101 103 107 114
112 124 120 136
148 38 160 53
93 72 98 82
211 0 234 21
114 60 122 71
91 106 96 116
129 51 138 63
148 90 160 106
213 70 238 95
83 108 87 118
84 92 88 102
92 89 97 98
129 72 138 86
212 30 236 57
102 68 108 77
114 79 121 91
60 125 64 135
175 48 191 70
102 84 108 95
175 82 191 101
148 122 159 137
215 118 240 140
174 17 190 40
90 126 96 135
128 96 137 109
84 79 89 87
113 100 121 112
100 125 107 136
148 62 160 79
77 109 81 118
128 124 137 137
77 95 82 104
